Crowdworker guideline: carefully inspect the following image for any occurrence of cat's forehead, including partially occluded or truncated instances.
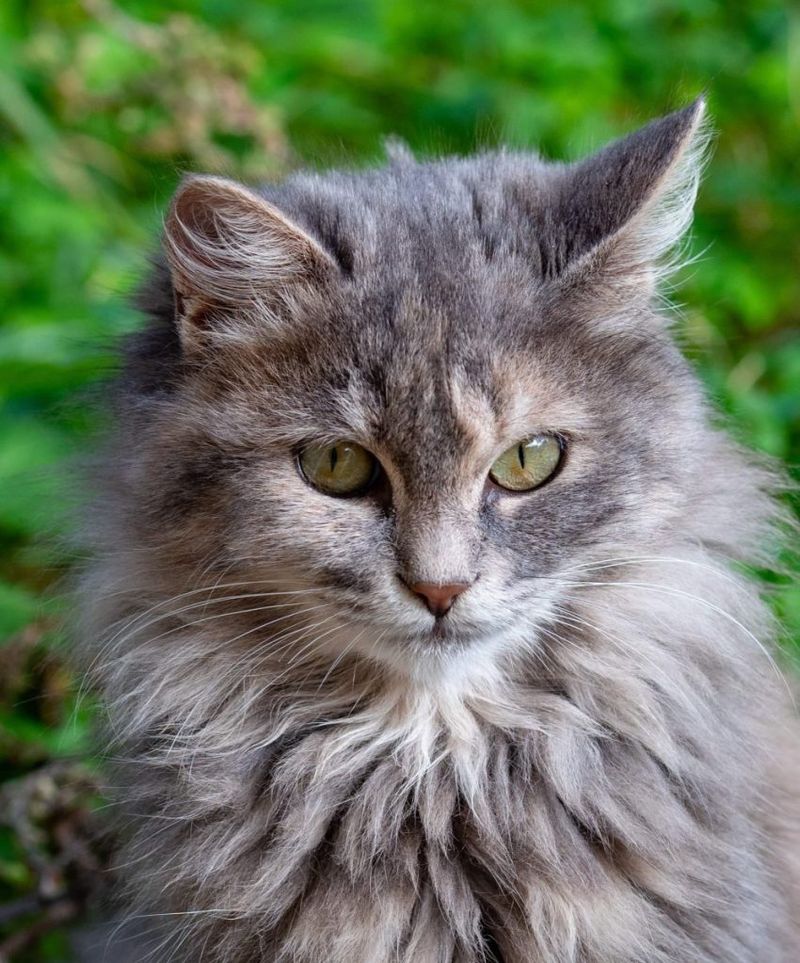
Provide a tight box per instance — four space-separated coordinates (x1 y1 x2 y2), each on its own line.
264 152 556 282
291 305 592 479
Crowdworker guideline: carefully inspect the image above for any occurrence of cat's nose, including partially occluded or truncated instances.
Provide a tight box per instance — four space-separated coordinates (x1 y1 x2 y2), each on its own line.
408 581 472 617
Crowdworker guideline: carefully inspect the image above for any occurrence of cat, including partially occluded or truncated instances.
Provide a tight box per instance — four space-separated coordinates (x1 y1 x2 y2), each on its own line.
79 97 800 962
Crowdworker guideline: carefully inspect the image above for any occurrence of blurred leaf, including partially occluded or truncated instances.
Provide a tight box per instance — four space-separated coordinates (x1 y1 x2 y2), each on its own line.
0 582 39 640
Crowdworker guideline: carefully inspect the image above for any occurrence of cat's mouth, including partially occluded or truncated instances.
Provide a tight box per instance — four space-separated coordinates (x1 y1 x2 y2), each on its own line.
412 615 488 647
429 618 456 642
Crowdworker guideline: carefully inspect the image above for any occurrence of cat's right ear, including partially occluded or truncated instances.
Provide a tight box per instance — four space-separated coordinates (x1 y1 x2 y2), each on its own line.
163 175 336 350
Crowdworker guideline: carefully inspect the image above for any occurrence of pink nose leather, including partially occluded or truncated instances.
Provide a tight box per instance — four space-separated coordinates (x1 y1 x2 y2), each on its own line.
410 581 471 617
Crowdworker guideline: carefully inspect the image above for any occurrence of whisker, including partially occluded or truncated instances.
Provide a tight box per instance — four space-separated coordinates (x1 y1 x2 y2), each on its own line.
76 582 325 711
108 608 334 736
557 578 795 709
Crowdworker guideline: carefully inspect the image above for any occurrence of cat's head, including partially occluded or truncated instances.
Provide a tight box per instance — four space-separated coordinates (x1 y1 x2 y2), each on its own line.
120 99 721 679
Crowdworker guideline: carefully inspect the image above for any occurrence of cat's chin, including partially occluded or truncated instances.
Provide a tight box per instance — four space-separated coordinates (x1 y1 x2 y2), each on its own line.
390 614 496 650
318 618 498 676
312 591 554 678
378 620 521 670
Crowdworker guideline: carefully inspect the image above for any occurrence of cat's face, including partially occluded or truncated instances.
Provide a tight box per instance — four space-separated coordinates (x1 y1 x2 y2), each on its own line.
130 100 708 676
162 283 696 675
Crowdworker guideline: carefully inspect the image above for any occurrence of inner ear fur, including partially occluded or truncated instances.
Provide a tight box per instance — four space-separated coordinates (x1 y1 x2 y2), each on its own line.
163 174 336 345
542 97 708 290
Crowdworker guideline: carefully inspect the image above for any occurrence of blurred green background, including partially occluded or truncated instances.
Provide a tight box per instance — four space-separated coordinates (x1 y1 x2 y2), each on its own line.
0 0 798 957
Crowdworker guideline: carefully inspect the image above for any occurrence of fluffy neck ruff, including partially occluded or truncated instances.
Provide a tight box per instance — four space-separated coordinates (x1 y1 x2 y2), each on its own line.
97 554 792 963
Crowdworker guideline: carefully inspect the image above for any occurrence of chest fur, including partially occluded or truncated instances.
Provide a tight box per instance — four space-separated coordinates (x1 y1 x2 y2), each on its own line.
118 683 781 963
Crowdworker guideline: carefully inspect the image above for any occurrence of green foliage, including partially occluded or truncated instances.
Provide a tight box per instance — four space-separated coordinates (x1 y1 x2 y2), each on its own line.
0 0 798 956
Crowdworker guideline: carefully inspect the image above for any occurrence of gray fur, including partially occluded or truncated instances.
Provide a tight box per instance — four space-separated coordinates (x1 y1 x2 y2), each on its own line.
79 99 800 962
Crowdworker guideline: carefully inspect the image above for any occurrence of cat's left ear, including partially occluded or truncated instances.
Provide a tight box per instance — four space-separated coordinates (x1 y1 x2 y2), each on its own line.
163 175 337 350
544 97 708 292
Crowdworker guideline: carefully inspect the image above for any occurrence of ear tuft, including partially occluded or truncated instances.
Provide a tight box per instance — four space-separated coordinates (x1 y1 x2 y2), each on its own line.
163 175 336 344
383 136 415 167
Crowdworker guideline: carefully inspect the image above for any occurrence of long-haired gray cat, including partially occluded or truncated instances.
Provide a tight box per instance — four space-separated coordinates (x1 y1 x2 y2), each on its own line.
80 99 800 962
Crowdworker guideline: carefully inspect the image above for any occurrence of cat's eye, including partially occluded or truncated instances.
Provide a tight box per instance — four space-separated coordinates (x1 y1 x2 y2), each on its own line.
489 434 564 492
297 442 378 497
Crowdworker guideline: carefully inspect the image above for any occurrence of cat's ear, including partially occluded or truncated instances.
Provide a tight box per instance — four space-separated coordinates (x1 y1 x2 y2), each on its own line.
546 97 708 290
163 175 336 349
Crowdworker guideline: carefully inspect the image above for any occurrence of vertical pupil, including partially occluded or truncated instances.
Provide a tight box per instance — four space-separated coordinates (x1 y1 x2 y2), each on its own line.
517 443 525 470
329 446 339 473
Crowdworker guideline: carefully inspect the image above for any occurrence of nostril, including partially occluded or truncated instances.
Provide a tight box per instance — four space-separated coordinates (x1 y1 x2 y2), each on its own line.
408 581 472 618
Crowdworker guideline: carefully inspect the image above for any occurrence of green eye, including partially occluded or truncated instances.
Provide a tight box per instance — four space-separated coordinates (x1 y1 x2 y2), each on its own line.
489 434 563 492
298 442 378 496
